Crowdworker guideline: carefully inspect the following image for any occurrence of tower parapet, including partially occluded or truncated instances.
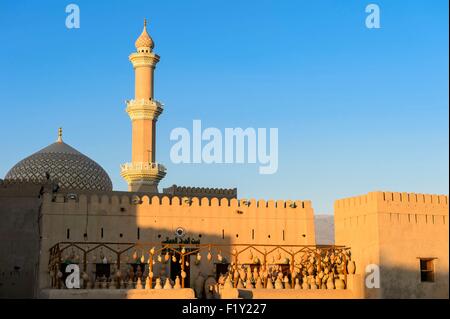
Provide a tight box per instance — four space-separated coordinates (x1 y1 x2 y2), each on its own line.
163 184 238 200
334 191 449 298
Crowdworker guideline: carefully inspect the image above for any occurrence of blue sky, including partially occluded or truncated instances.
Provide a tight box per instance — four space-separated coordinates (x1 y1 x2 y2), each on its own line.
0 0 448 213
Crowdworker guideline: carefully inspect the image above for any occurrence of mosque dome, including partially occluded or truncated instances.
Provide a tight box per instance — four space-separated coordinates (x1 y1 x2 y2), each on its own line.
135 19 154 50
4 129 113 192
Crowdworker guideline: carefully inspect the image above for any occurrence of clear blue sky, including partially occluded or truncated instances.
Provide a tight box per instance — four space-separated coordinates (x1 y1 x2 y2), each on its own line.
0 0 448 213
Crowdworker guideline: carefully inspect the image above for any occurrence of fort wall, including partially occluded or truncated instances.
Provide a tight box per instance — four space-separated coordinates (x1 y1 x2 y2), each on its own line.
335 191 449 298
38 191 316 290
40 192 315 246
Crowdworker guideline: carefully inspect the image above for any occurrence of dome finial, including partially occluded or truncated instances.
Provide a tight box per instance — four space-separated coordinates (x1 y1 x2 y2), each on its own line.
57 127 63 143
135 19 154 50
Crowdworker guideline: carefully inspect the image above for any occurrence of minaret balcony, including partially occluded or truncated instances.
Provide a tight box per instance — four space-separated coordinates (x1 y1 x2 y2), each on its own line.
125 99 164 120
120 161 167 183
129 52 160 68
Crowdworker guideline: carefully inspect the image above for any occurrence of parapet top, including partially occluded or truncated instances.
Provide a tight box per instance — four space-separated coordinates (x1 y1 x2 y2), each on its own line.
335 191 449 209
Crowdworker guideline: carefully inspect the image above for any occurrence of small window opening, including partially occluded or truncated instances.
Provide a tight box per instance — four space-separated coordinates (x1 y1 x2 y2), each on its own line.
420 258 435 282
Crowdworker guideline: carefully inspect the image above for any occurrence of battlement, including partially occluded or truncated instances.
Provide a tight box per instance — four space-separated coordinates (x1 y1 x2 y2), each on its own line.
162 184 237 200
335 191 449 228
41 191 312 210
39 190 316 245
335 191 448 210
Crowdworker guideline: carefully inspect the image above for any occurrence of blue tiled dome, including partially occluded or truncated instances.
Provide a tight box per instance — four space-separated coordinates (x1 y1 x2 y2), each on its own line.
4 140 112 192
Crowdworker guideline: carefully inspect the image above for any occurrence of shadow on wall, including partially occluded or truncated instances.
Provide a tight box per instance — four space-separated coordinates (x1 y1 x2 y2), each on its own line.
375 265 449 299
50 228 233 299
0 183 237 298
40 192 237 299
0 184 42 298
49 232 231 298
40 190 320 299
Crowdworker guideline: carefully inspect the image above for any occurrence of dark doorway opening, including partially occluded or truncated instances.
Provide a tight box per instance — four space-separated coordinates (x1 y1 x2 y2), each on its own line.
170 254 190 288
215 263 230 281
95 263 111 280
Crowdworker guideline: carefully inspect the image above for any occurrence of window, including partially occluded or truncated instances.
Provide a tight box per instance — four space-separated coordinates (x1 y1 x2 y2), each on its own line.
419 258 435 282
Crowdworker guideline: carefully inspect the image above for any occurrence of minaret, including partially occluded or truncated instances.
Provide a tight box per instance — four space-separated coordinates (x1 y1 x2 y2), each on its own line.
121 19 166 193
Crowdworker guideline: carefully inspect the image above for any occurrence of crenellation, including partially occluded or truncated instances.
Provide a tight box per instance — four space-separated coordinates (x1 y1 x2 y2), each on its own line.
111 195 120 207
118 195 130 206
90 194 100 205
78 194 87 209
150 195 160 205
257 199 265 208
39 190 314 223
100 194 110 208
335 191 448 215
140 195 150 204
220 197 229 207
276 200 286 209
161 196 171 206
201 197 210 206
163 184 237 200
393 192 401 202
41 190 316 214
191 197 200 206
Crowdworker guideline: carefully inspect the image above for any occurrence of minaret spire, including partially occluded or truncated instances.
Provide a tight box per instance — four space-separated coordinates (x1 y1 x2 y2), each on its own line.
57 127 63 143
135 18 154 51
120 21 166 193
